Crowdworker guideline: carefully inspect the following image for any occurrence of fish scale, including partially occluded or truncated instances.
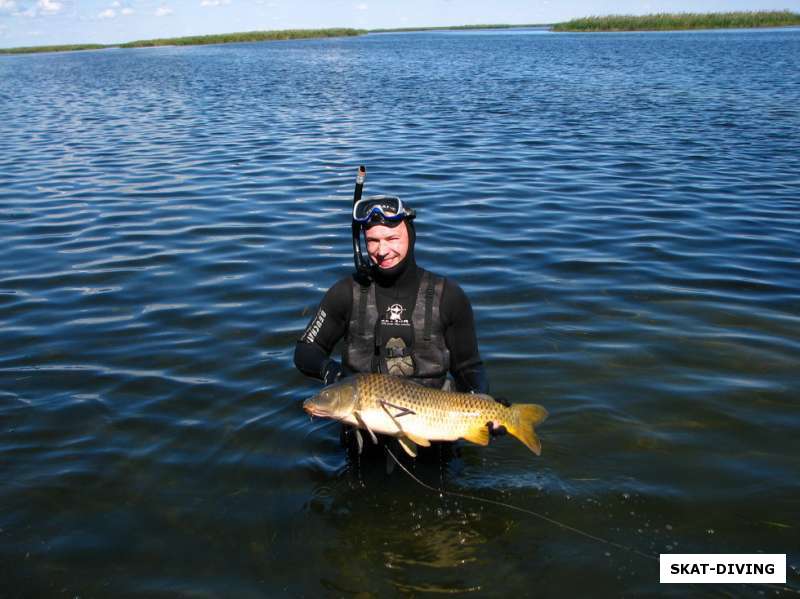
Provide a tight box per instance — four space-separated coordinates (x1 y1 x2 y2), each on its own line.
358 374 506 431
304 373 548 456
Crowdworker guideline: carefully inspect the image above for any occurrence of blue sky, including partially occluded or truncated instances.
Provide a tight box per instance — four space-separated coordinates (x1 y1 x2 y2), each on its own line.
1 0 798 47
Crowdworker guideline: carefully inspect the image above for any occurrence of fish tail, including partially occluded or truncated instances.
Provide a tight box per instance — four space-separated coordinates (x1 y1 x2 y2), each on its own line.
506 404 548 455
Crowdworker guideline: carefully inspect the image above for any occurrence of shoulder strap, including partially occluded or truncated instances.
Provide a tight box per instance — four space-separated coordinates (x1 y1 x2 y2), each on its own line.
357 282 369 336
423 271 435 342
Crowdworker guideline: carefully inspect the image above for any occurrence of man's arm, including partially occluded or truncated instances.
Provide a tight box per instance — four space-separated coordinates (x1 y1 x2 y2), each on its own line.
294 278 351 383
440 279 489 394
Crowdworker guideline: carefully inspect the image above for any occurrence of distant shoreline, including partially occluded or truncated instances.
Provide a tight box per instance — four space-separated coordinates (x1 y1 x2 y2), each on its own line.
368 24 549 33
2 11 799 55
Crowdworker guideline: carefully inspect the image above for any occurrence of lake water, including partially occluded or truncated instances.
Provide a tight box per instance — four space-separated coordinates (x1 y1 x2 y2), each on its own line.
1 27 799 597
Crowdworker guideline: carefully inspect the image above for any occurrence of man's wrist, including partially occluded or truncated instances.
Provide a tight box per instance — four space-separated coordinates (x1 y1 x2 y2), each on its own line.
322 359 345 386
454 364 489 394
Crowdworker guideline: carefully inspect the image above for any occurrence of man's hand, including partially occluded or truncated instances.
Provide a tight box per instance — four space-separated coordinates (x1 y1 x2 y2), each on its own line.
322 360 347 386
487 396 510 437
487 421 507 437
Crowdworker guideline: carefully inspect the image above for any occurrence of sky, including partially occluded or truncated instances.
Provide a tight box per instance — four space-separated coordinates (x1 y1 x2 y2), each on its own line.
0 0 798 48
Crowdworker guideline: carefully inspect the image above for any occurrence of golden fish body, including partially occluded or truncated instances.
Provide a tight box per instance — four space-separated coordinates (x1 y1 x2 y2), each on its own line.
303 373 547 457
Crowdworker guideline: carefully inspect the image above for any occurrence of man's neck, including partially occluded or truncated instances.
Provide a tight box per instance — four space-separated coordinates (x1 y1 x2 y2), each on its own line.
373 257 420 292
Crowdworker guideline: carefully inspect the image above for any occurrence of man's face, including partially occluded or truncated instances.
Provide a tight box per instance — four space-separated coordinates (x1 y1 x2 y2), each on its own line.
365 221 409 270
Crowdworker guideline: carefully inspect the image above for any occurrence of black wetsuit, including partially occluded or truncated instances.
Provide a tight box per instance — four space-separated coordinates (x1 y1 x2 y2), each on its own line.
294 257 489 393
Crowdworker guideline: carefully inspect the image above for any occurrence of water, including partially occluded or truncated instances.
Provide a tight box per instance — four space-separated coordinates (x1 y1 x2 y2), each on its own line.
1 28 799 596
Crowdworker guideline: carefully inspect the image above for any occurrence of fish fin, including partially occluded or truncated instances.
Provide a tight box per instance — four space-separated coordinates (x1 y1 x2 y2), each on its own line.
354 411 378 445
463 424 491 446
354 429 363 454
397 436 417 458
507 404 548 455
404 431 431 447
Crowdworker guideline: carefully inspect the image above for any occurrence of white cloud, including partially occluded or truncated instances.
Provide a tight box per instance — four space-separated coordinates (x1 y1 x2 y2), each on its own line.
11 0 63 16
38 0 62 14
94 2 134 19
201 0 231 6
355 2 367 10
155 5 172 16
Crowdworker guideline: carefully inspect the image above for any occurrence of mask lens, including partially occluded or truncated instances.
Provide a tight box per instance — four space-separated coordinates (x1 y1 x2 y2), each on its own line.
353 196 405 223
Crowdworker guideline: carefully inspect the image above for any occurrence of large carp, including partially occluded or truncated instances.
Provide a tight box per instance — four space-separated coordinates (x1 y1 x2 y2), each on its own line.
303 373 547 457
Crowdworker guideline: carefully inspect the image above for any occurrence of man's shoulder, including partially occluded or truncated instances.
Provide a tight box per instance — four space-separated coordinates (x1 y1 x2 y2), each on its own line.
328 274 357 293
319 274 359 312
419 267 449 286
431 275 474 323
420 268 465 296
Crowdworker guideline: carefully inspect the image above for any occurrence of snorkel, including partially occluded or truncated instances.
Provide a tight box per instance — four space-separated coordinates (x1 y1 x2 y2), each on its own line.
350 166 417 284
351 165 371 281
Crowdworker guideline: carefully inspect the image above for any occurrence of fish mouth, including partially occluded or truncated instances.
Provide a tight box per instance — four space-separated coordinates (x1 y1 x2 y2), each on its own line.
303 399 329 418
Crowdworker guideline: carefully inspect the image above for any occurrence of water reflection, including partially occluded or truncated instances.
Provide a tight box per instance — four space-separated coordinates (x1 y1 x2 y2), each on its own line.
309 445 499 595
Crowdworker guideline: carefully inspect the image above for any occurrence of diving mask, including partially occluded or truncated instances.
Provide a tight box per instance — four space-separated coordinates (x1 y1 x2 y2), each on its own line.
353 195 415 226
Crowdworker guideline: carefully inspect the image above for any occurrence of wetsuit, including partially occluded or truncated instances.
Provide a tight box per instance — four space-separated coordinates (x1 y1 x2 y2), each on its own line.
294 263 488 393
294 221 488 393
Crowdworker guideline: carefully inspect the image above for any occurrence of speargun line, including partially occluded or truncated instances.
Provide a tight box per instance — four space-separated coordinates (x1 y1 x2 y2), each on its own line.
383 449 800 595
384 446 657 562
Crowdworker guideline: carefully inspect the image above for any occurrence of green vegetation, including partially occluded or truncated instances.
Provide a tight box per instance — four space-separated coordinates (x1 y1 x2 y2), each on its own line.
552 10 800 32
369 23 547 33
0 44 108 55
119 28 364 48
0 24 550 54
0 28 363 55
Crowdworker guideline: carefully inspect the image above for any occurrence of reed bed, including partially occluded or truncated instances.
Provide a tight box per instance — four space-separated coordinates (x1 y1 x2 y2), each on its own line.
0 44 107 55
553 10 800 32
0 28 362 55
119 28 363 48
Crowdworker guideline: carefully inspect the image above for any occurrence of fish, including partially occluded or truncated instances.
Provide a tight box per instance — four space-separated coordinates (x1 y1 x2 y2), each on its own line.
303 373 547 458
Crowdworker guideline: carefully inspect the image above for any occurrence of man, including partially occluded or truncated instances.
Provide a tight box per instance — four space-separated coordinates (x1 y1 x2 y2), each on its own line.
294 194 490 395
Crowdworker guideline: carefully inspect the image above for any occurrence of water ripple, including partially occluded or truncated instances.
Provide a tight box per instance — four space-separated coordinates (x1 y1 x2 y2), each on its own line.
1 28 799 596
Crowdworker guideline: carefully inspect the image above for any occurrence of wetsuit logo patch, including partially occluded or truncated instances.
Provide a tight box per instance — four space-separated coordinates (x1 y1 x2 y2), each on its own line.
387 304 405 321
381 303 410 327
